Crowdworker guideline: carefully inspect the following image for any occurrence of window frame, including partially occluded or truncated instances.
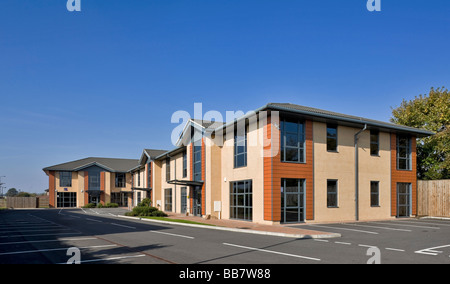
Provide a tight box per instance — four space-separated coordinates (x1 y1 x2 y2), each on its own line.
165 158 171 182
164 188 172 212
280 119 306 163
115 173 126 188
59 171 72 187
370 130 380 156
234 124 248 168
327 179 338 208
229 180 253 221
182 151 187 178
326 124 338 152
396 135 412 171
370 181 380 207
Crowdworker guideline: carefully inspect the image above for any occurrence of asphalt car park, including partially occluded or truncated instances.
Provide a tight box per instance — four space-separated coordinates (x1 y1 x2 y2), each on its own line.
0 209 449 264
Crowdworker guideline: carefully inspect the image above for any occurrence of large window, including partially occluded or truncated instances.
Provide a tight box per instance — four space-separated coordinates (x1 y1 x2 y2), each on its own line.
234 125 247 168
397 135 411 170
371 181 380 207
182 151 187 178
164 188 172 212
280 119 305 163
59 172 72 187
327 180 338 208
166 158 171 181
230 180 252 221
115 173 126 188
57 192 76 208
370 130 380 156
327 124 338 152
281 179 305 223
193 144 202 181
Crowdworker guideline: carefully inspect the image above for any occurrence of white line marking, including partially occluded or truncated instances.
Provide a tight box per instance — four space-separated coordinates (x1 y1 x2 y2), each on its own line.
385 248 405 252
150 231 194 239
0 237 98 246
313 239 329 243
306 224 379 235
0 244 117 256
373 222 440 230
343 223 412 232
415 244 450 256
223 243 321 261
110 223 136 229
358 244 377 248
86 218 103 223
58 254 146 264
335 241 352 245
0 232 82 238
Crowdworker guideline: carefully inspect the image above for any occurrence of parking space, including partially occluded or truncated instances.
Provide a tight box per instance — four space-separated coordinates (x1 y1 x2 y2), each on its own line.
0 209 169 264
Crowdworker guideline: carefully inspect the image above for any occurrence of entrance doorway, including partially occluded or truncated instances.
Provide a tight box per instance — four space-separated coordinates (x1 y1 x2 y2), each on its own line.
397 183 412 217
192 186 202 216
281 179 305 223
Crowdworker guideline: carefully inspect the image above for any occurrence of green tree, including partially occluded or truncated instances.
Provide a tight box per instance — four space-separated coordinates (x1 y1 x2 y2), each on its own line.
391 87 450 180
6 188 18 197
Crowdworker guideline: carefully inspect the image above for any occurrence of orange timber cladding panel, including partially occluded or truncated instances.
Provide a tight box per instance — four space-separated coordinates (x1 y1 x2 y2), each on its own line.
49 171 56 208
264 119 314 222
390 133 417 216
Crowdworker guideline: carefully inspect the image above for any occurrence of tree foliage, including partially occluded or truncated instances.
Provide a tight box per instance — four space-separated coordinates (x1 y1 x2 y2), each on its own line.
391 87 450 180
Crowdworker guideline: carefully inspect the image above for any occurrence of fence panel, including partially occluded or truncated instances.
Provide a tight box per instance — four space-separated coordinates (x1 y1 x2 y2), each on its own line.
418 180 450 218
6 197 38 209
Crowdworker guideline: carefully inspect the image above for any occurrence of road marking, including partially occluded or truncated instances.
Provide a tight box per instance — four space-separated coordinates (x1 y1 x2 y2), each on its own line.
150 231 194 239
373 222 440 230
335 241 352 245
0 232 82 238
343 223 412 232
58 254 146 264
0 237 98 246
110 223 136 229
306 224 379 235
223 243 321 262
358 244 377 248
385 248 405 252
313 239 329 243
415 244 450 256
0 244 117 256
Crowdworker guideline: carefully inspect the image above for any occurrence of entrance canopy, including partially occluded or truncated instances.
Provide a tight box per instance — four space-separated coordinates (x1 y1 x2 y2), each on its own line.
167 179 203 187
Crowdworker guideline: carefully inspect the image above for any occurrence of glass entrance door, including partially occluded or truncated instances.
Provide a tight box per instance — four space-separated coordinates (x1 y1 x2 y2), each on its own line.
281 179 305 223
397 183 411 217
193 186 202 216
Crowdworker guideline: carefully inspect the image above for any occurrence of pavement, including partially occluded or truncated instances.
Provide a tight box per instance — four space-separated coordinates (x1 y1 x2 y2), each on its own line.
130 212 342 239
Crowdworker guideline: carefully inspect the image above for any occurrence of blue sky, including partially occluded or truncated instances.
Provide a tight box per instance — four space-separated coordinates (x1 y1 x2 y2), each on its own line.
0 0 449 193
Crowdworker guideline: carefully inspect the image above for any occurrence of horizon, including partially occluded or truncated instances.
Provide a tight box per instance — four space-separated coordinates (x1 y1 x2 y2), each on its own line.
1 0 449 193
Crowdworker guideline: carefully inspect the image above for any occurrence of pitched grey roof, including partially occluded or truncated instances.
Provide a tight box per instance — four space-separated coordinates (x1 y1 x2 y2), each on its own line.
264 103 434 137
43 157 139 173
143 149 169 159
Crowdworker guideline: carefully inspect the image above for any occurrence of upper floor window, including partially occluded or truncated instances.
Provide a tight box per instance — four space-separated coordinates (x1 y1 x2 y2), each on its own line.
234 125 247 168
397 135 412 170
59 171 72 187
137 171 141 187
115 173 126 188
193 145 202 181
327 124 338 152
183 151 187 178
370 130 380 156
166 158 171 181
281 119 305 163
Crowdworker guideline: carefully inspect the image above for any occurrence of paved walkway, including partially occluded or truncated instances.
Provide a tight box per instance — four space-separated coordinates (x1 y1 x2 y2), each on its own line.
164 213 341 239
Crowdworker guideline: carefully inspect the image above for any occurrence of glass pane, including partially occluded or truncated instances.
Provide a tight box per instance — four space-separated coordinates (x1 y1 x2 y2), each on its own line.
286 194 298 207
327 137 337 151
285 121 298 133
285 208 299 223
237 208 245 220
285 133 298 147
285 179 299 192
285 148 299 162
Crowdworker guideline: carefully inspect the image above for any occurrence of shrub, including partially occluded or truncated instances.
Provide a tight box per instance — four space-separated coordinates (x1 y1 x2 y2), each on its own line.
138 198 151 207
105 203 119 208
96 203 104 208
125 206 167 217
82 203 96 208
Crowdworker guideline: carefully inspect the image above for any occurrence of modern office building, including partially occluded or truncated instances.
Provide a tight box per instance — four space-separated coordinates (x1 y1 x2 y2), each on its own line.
43 103 434 224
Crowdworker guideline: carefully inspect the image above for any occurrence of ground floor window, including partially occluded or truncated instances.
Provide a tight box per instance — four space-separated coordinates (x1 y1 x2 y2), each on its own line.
57 192 77 208
281 179 305 223
230 180 252 221
111 192 128 207
165 188 172 212
397 183 411 217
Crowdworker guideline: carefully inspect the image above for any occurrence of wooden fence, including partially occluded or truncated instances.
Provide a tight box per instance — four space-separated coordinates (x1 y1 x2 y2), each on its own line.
418 179 450 218
0 196 49 209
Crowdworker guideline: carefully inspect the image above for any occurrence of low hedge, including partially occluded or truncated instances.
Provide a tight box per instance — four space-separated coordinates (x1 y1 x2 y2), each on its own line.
125 206 167 217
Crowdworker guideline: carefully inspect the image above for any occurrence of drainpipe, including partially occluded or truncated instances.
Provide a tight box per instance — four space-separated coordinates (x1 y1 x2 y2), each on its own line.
354 124 367 221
